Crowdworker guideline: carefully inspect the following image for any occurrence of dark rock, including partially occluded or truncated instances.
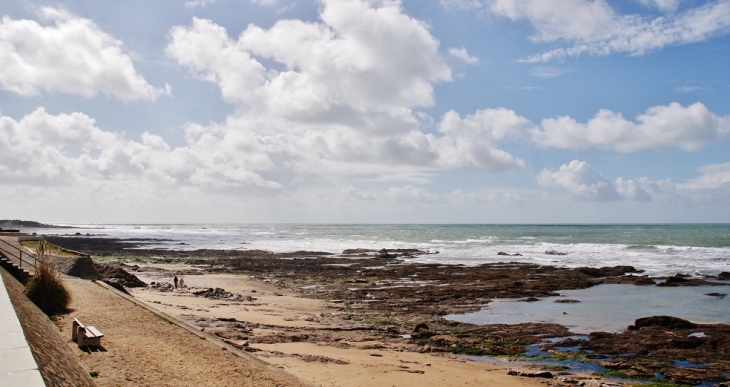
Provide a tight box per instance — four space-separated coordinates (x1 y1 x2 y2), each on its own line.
704 293 727 299
294 354 349 364
94 262 147 287
589 331 614 340
718 272 730 280
554 299 580 303
507 370 554 378
575 266 639 278
193 287 251 301
599 360 632 370
413 323 429 333
342 248 376 254
670 337 704 349
544 250 567 256
657 275 719 287
53 257 101 280
661 275 689 286
633 316 697 330
376 249 392 258
633 277 656 285
148 282 174 292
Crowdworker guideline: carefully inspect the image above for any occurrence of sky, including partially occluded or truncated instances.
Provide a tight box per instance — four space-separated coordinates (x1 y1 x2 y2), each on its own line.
0 0 729 224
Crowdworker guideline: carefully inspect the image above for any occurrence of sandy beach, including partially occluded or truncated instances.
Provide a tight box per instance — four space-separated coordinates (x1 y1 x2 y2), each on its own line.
124 269 550 387
45 235 730 386
58 275 311 387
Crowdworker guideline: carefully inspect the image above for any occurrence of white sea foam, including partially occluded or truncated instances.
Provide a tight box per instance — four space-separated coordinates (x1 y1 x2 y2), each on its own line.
34 223 730 277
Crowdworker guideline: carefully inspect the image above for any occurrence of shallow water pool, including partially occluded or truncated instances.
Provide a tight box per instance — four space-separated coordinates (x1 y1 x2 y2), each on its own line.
447 284 730 333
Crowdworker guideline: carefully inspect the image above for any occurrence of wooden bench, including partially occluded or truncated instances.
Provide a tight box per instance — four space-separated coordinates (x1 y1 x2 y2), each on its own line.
72 318 104 348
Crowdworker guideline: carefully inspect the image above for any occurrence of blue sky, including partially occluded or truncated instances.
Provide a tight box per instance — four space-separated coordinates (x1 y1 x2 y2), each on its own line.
1 0 729 223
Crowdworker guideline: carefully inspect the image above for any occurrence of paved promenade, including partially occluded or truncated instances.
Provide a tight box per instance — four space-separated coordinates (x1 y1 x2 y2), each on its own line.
0 266 45 386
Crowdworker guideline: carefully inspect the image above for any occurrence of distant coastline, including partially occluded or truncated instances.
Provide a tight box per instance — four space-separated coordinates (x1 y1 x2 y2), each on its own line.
0 219 73 229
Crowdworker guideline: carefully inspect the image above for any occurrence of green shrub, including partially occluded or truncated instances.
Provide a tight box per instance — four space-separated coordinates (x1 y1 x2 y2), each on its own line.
25 241 72 315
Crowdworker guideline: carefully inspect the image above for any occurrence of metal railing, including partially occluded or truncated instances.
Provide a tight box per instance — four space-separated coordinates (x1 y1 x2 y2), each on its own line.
0 238 37 271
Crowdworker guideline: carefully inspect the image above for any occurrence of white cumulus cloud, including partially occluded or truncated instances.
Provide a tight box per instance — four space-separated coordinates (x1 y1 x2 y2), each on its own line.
164 0 526 178
538 160 620 201
679 162 730 189
441 0 730 62
167 0 451 130
448 47 480 64
0 7 168 100
635 0 682 12
435 108 531 171
532 102 730 152
0 108 281 190
538 160 678 202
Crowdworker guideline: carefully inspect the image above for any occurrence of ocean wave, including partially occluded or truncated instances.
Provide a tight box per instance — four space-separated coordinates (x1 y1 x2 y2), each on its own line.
34 223 730 277
626 244 657 250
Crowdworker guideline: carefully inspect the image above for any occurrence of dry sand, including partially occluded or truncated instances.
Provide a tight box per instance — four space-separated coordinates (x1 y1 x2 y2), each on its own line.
60 275 310 387
125 267 549 387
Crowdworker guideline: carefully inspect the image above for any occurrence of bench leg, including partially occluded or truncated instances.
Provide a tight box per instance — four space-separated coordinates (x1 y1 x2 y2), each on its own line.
72 320 79 341
77 327 87 348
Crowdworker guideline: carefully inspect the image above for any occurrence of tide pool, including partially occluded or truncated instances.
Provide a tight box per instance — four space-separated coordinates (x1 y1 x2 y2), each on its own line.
447 284 730 333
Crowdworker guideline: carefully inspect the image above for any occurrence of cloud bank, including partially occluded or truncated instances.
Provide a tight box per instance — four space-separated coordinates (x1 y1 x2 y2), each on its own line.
532 102 730 152
441 0 730 61
0 7 168 100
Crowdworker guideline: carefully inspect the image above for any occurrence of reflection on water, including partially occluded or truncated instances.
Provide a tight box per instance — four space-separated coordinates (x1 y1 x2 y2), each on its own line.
447 284 730 333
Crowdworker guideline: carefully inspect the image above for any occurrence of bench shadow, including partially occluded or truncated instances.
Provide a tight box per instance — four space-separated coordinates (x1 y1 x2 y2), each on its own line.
80 345 107 353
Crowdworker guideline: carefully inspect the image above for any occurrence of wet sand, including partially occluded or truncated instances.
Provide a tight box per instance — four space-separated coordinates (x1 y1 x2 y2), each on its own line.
128 269 549 387
46 235 730 386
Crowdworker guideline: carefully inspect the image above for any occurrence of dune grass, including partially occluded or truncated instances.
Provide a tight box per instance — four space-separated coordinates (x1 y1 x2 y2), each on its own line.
20 240 81 258
25 240 72 315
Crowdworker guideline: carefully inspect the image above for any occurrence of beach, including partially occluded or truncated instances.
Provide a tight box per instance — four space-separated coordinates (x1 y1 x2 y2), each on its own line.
127 271 549 387
45 232 730 386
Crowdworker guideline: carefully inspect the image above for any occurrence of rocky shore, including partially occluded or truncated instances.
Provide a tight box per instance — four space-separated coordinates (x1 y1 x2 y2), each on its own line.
46 235 730 386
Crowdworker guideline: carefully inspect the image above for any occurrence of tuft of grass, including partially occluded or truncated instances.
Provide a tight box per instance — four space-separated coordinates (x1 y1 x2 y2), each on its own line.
452 346 498 356
594 370 629 379
416 338 436 346
25 241 72 315
20 240 80 257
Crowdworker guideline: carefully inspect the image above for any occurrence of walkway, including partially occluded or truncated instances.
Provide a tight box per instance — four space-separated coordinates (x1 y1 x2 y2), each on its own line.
0 266 45 386
0 235 38 277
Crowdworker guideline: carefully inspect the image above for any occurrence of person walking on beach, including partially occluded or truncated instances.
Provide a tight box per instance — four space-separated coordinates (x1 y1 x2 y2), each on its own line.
179 277 185 289
174 276 178 289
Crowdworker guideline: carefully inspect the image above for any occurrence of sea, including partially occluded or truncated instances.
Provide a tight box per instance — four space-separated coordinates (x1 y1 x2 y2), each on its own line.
36 223 730 330
36 223 729 278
